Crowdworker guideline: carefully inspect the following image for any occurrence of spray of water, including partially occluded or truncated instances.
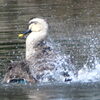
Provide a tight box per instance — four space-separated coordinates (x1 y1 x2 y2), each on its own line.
76 32 100 83
32 37 100 83
77 57 100 82
43 35 100 83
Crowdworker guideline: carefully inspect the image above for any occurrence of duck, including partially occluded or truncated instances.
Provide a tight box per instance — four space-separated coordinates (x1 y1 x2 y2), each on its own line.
19 18 49 61
3 18 72 84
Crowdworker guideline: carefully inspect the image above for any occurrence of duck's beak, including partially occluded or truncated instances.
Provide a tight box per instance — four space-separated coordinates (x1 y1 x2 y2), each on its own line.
18 29 32 38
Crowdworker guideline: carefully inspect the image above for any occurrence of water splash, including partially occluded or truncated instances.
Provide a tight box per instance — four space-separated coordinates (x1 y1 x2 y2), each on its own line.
78 57 100 82
30 38 100 83
29 39 76 83
38 54 75 83
76 32 100 82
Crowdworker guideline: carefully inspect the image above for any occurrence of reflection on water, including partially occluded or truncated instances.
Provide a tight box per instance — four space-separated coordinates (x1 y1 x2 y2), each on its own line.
0 0 100 100
1 82 100 100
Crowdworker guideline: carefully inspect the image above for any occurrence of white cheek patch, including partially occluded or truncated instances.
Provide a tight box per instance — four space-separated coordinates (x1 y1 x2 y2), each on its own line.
29 23 43 32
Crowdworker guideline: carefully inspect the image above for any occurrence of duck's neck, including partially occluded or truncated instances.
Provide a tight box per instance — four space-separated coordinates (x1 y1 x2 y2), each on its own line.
25 31 47 61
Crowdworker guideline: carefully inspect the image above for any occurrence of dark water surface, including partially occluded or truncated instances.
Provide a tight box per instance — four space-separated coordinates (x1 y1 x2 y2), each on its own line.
0 0 100 100
1 82 100 100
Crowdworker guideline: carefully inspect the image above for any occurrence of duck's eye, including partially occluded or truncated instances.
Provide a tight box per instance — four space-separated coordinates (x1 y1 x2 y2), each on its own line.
33 21 38 24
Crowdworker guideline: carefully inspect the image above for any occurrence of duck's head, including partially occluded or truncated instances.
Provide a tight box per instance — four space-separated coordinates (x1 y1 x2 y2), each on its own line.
18 18 48 41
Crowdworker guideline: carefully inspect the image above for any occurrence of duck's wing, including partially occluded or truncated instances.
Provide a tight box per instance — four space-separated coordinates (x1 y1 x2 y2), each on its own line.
2 61 37 84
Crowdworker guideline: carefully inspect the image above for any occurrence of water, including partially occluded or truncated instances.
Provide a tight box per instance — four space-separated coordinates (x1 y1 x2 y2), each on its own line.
1 82 100 100
0 0 100 100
